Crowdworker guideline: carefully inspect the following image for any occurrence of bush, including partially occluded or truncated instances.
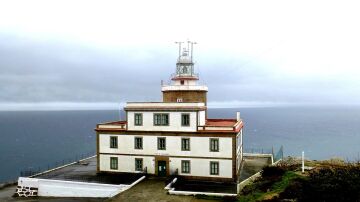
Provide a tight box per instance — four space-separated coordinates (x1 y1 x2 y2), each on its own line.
261 166 286 180
279 177 307 200
299 165 360 202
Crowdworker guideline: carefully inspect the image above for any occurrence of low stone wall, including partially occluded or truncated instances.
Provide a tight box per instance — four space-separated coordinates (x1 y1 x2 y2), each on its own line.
237 171 261 193
237 157 282 193
168 189 237 197
15 176 145 198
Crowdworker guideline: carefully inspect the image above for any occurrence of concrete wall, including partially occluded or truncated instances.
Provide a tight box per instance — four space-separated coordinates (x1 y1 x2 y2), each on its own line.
169 158 233 178
99 134 233 158
99 134 234 178
16 177 144 198
99 154 233 178
99 155 155 174
127 111 199 132
162 90 207 104
198 110 206 126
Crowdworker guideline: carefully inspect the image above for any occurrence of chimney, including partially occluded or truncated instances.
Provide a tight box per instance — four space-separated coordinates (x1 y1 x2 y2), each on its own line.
237 112 241 121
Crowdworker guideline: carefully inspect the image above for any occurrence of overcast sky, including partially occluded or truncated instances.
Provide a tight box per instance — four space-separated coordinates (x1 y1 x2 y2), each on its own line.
1 0 360 110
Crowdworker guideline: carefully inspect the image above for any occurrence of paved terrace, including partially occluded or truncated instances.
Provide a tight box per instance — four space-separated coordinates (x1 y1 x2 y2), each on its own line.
36 157 143 185
0 155 272 201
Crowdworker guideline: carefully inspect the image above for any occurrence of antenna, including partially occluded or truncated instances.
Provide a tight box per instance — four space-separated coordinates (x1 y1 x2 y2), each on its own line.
187 40 190 53
175 41 183 58
189 41 197 61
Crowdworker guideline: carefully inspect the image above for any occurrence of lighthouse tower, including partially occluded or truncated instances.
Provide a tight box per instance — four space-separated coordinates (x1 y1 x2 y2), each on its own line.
161 41 208 105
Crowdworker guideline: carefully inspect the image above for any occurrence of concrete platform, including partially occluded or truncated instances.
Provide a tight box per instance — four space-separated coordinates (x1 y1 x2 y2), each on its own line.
172 178 237 194
109 178 218 202
240 155 273 181
36 157 143 185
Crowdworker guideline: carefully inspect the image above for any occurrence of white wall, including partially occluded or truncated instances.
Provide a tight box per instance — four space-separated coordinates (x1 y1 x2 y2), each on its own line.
173 79 197 86
17 177 130 198
99 154 155 174
198 110 206 126
127 111 197 132
169 158 233 178
99 134 233 158
99 154 233 178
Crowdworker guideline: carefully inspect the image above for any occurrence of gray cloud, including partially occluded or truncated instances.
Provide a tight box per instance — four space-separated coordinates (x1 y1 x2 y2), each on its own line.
0 34 359 107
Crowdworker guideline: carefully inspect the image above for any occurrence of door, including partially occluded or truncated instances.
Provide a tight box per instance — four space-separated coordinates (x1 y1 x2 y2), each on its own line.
157 161 167 177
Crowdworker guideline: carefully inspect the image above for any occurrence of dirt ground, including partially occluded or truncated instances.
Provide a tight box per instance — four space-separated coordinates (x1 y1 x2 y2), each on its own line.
107 178 220 202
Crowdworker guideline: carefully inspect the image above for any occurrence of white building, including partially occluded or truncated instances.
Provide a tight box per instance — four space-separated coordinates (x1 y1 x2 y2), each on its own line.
96 43 244 183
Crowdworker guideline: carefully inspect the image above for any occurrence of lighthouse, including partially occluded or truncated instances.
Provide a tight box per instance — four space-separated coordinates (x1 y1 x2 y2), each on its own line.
95 42 244 183
162 41 208 105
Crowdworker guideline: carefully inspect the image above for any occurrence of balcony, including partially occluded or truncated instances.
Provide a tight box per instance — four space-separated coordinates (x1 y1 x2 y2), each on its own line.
96 121 127 131
197 119 243 132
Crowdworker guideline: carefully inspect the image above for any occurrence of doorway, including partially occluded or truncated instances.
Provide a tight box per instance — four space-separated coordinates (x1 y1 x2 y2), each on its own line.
157 161 167 177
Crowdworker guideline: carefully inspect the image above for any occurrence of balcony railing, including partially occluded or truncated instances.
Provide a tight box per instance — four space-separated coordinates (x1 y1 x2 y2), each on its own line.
96 121 127 130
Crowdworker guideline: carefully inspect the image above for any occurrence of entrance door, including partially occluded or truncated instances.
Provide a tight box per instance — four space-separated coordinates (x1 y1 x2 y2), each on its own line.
157 161 167 177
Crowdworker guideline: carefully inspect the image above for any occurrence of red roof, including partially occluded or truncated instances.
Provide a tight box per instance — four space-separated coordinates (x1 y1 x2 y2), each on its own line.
205 119 238 127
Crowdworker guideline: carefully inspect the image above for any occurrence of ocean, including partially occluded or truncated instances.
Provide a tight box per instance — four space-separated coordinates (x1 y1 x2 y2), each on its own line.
1 107 360 183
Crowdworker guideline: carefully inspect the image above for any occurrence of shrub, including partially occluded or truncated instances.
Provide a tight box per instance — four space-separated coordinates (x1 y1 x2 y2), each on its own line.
261 166 286 180
300 165 360 202
279 177 307 200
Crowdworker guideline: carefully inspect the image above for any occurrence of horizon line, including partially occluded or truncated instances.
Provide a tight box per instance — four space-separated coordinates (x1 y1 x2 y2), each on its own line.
0 101 359 111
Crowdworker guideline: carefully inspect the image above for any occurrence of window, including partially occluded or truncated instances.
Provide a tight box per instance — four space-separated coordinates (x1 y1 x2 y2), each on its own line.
181 138 190 151
110 136 118 148
181 160 190 173
110 157 118 170
134 113 143 126
181 114 190 126
210 138 219 152
134 137 143 149
177 98 183 103
180 80 184 85
158 137 166 150
135 158 143 171
210 161 219 175
154 114 169 126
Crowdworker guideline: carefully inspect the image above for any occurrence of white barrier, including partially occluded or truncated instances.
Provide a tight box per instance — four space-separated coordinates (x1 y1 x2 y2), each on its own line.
17 176 145 198
164 178 177 190
168 189 237 197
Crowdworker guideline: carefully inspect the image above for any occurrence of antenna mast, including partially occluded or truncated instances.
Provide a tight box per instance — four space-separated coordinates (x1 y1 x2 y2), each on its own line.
189 41 197 62
175 41 183 58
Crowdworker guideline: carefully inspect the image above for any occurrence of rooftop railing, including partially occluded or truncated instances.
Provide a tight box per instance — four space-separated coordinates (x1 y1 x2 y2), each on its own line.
97 121 126 130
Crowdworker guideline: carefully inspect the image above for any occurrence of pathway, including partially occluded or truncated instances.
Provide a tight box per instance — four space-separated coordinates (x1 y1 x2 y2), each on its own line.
108 178 219 202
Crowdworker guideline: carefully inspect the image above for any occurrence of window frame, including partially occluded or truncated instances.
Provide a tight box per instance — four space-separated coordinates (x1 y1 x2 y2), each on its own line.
134 137 143 150
157 137 166 150
110 136 118 149
134 113 143 126
181 160 191 174
210 161 219 175
110 157 118 170
181 113 190 127
209 138 219 152
135 158 143 171
181 138 190 151
153 113 169 126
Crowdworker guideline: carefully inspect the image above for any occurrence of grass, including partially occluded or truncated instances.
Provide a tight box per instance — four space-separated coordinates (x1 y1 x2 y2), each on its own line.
239 171 303 202
239 158 360 202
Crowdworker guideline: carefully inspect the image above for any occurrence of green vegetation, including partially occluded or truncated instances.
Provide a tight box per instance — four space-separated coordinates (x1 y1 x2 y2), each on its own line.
239 165 303 202
239 158 360 202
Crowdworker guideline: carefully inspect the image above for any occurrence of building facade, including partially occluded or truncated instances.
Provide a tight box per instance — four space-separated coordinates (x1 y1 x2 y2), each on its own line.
96 43 244 182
